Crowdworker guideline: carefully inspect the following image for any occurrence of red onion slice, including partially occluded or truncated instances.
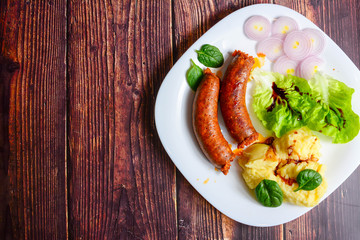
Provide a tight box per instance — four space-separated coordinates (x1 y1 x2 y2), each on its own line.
283 31 312 61
303 28 326 55
244 15 271 41
256 37 284 61
271 16 299 37
273 55 298 75
271 33 286 40
297 56 325 80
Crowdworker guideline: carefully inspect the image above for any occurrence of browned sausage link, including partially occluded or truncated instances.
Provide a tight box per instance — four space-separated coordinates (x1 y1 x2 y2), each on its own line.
193 68 237 175
220 50 259 148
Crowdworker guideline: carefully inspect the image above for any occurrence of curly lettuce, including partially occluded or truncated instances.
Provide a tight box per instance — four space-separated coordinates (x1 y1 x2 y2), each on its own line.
252 69 360 143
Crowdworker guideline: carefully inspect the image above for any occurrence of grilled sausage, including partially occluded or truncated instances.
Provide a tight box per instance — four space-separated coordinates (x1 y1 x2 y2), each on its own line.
193 68 237 175
220 50 259 148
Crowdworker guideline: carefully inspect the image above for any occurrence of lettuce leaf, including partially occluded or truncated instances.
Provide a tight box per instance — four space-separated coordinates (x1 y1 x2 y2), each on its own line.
310 73 360 143
252 69 360 143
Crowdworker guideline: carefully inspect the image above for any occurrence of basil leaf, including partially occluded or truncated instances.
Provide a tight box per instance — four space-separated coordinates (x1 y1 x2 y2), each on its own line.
255 179 283 207
294 169 322 192
195 44 224 68
186 59 204 91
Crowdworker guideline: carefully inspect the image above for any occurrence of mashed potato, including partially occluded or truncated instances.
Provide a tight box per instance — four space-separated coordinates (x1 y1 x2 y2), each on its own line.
273 127 321 161
239 127 327 207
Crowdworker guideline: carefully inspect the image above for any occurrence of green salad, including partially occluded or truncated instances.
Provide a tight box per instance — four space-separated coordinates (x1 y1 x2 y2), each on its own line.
252 69 360 143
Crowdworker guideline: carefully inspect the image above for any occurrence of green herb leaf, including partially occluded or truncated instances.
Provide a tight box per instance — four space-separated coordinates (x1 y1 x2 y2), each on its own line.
186 59 204 91
294 169 322 192
195 44 224 68
255 179 283 207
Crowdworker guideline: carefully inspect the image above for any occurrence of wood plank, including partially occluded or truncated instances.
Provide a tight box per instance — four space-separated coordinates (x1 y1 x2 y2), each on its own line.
274 0 360 239
173 0 284 238
0 2 19 237
0 56 18 239
0 0 67 239
67 0 176 239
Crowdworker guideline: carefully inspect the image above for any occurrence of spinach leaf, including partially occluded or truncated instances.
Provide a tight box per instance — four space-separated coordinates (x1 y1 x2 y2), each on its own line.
255 179 283 207
196 44 224 68
186 59 203 91
294 169 322 192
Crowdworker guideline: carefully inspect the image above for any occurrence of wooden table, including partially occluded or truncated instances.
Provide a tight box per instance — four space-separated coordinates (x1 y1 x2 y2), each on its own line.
1 0 360 239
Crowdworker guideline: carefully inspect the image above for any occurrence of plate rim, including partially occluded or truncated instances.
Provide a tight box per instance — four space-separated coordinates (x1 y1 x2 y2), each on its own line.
155 3 360 227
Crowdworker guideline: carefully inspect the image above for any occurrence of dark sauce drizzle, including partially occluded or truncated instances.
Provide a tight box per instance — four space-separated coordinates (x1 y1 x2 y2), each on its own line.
266 82 288 112
266 82 346 130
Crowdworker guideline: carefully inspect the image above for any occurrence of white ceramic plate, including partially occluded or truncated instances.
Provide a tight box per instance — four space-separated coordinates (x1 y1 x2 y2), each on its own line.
155 4 360 227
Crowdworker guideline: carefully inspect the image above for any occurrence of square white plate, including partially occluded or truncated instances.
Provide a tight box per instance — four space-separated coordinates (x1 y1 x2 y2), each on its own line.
155 4 360 227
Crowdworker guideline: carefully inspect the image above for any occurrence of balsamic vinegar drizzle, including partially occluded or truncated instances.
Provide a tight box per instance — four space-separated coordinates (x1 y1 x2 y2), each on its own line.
265 81 345 130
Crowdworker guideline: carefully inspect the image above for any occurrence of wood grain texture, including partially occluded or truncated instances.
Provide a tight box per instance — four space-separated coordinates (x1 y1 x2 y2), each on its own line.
67 0 176 239
0 0 67 239
0 56 18 239
0 0 360 239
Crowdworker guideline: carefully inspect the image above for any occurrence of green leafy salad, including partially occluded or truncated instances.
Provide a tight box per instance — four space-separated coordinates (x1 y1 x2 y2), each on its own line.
252 69 360 143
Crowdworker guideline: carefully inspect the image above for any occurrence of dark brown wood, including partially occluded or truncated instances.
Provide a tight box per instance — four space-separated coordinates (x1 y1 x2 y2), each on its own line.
67 0 176 239
0 0 67 239
0 0 360 239
0 56 18 239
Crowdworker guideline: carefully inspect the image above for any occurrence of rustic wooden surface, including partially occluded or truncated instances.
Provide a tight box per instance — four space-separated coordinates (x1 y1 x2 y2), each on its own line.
0 0 359 239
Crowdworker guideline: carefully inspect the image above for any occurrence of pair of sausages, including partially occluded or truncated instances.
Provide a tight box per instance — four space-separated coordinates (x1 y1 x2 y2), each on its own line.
192 51 258 175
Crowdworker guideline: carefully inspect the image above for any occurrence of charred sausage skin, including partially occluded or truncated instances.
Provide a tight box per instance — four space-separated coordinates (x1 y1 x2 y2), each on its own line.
220 50 259 148
193 68 237 174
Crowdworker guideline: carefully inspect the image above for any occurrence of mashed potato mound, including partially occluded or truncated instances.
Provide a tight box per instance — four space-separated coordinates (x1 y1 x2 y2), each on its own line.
273 127 321 161
239 127 327 207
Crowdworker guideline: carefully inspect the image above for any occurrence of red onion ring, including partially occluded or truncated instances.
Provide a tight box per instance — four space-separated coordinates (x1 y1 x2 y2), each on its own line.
283 30 312 61
271 16 299 37
297 56 325 80
271 33 286 40
273 55 298 75
303 28 326 56
256 37 284 61
244 15 271 41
